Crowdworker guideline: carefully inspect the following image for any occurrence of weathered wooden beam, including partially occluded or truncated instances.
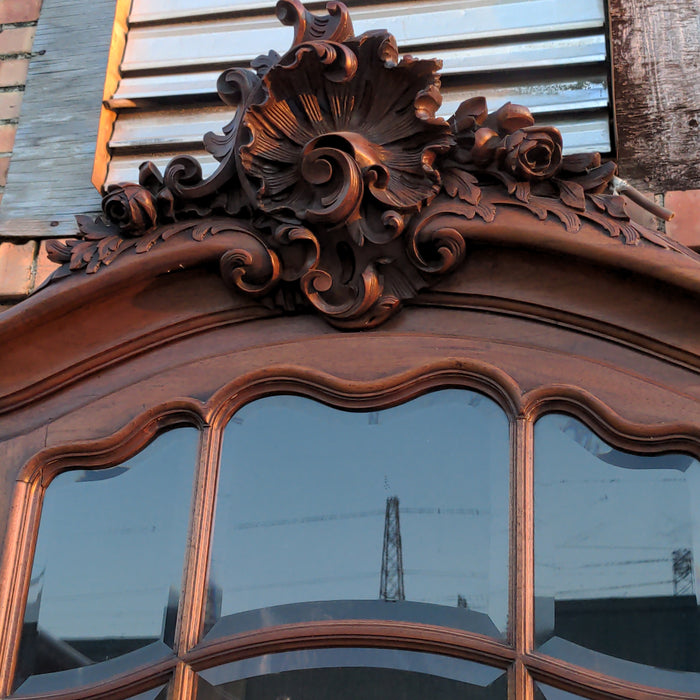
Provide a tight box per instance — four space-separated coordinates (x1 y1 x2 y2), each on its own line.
608 0 700 192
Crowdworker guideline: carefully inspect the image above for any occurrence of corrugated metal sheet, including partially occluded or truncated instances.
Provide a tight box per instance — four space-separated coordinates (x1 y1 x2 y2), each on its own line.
102 0 613 188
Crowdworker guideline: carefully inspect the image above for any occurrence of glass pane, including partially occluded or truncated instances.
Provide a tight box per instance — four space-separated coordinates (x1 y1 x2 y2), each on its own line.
196 648 507 699
13 429 199 694
535 414 700 692
534 683 588 699
207 391 509 637
127 684 169 699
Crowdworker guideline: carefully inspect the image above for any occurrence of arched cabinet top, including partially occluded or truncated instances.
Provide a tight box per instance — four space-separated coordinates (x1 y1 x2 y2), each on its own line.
0 214 699 456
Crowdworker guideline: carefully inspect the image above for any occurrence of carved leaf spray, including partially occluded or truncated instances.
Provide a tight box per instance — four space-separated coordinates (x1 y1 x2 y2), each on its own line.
47 0 685 329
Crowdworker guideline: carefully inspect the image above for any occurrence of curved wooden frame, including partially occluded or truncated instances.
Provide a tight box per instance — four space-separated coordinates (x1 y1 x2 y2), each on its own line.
1 349 699 699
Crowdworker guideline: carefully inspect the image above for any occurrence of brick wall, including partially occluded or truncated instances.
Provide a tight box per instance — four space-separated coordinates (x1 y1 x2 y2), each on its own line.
0 0 56 305
0 0 42 205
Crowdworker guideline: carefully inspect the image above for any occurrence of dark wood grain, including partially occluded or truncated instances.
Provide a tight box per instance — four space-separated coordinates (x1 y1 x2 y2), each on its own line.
609 0 700 192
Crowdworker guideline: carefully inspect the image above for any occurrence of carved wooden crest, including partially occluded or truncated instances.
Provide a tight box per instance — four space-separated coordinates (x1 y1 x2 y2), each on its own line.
45 0 695 329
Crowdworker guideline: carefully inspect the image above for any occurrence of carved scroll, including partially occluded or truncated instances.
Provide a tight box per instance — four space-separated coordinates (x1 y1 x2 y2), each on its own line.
45 0 698 329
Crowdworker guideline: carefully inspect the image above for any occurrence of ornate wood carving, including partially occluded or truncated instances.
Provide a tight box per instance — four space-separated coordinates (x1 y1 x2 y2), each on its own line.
44 0 700 329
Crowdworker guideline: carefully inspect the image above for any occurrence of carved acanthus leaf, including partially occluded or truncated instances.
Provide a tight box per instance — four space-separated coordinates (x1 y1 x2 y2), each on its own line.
42 0 699 329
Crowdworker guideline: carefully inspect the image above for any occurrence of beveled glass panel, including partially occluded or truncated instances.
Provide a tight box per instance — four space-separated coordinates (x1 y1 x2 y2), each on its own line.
127 684 169 700
207 391 509 636
13 429 199 695
195 649 508 699
534 683 587 699
535 414 700 691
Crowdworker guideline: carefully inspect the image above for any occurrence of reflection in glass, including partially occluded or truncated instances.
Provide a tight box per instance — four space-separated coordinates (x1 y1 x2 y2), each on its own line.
195 648 507 699
535 415 700 691
14 429 199 694
208 391 509 636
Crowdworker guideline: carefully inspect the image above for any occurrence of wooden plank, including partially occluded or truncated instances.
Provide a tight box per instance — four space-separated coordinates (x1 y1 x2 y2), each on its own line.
103 118 610 190
608 0 700 192
121 0 605 73
92 0 132 195
111 34 607 105
107 94 610 152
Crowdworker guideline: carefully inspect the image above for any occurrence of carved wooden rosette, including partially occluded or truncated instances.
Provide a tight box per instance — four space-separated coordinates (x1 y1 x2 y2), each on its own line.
45 0 699 330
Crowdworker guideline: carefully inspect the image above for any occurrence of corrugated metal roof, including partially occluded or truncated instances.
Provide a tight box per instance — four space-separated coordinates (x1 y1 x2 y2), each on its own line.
100 0 613 188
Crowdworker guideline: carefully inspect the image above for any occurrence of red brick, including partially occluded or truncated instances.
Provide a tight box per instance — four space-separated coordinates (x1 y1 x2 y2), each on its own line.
665 190 700 249
0 240 37 299
0 58 29 87
34 240 62 289
0 90 23 120
0 26 37 55
0 123 16 153
0 0 42 24
0 156 9 186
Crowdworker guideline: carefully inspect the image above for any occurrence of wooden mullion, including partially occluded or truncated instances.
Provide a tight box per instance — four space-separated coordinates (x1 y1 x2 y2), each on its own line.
509 659 533 700
174 423 223 660
0 480 42 697
170 661 199 700
511 416 535 700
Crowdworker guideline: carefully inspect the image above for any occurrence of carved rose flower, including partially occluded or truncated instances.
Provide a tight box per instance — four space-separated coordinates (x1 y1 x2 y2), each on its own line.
102 183 158 235
500 126 563 180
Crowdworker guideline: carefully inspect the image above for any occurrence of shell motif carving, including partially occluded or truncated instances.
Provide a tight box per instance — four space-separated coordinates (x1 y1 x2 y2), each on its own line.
46 0 694 329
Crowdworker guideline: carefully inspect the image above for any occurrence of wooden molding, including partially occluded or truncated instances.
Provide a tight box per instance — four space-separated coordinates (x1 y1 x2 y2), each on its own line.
16 402 206 485
521 386 700 459
183 619 516 672
525 651 700 700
